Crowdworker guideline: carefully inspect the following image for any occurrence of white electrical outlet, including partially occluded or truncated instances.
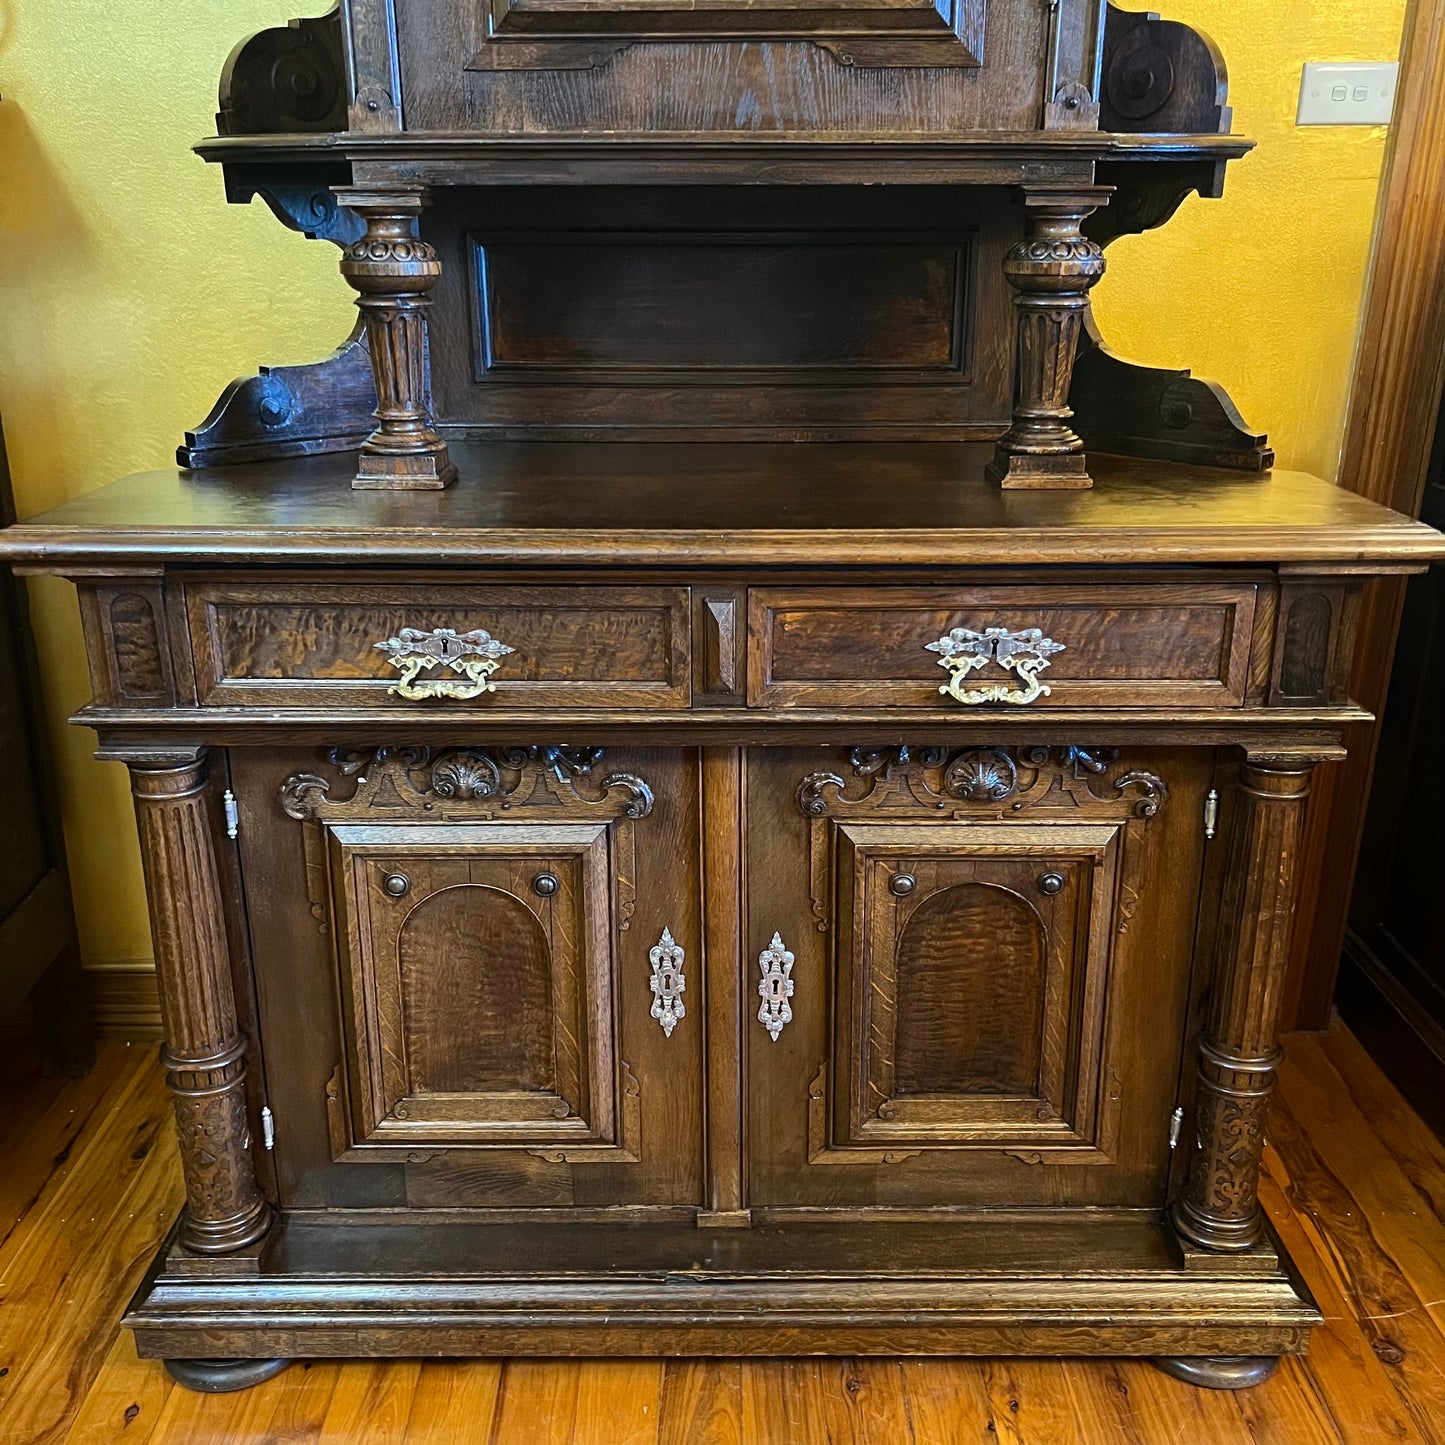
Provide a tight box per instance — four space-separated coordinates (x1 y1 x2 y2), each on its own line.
1297 62 1398 126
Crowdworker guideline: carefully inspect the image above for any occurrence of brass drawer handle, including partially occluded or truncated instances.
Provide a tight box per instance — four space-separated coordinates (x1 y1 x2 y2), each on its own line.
925 626 1066 707
757 931 796 1043
374 626 514 701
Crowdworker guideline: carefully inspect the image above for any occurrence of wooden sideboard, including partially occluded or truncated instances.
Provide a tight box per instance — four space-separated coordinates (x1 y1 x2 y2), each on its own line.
4 449 1441 1393
6 0 1444 1399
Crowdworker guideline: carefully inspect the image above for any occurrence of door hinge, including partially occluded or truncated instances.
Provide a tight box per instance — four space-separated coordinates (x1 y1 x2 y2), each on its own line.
1203 789 1219 841
223 789 240 840
1168 1106 1185 1150
260 1105 276 1151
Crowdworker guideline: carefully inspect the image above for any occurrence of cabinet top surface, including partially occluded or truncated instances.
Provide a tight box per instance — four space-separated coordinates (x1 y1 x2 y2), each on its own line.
4 444 1441 571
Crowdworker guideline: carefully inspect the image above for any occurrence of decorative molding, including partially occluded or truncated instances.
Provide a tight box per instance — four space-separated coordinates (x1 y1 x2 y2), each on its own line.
797 746 1166 932
217 7 347 136
279 746 652 939
648 928 686 1038
526 1062 642 1165
464 0 987 72
807 1063 922 1167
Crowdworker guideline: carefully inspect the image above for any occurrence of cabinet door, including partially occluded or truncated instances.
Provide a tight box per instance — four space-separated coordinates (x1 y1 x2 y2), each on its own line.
239 746 704 1212
746 746 1208 1210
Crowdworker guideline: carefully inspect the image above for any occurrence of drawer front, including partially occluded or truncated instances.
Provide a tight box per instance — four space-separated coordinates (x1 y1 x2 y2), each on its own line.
748 584 1259 710
185 581 691 710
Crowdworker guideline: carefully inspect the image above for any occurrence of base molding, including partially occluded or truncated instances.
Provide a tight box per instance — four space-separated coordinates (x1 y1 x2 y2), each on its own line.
127 1212 1319 1369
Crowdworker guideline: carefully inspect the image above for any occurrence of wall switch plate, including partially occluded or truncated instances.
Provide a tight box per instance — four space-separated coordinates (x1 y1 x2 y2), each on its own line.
1297 62 1399 126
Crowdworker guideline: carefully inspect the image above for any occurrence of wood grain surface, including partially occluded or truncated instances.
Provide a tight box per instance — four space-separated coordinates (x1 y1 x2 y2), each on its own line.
4 1016 1444 1444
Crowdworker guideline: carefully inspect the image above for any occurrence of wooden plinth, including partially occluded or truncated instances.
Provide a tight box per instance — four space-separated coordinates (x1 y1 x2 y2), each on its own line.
126 1212 1318 1367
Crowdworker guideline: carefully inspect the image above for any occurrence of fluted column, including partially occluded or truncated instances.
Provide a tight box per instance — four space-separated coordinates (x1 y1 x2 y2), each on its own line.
1172 756 1317 1253
335 186 456 491
130 755 271 1255
986 187 1110 490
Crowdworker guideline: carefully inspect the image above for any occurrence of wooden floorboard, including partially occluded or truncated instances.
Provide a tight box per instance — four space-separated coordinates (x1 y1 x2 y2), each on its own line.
1 1017 1443 1444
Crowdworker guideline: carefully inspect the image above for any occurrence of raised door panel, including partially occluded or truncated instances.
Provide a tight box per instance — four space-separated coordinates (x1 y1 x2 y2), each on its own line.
834 825 1118 1154
746 745 1207 1210
238 745 704 1212
330 823 616 1152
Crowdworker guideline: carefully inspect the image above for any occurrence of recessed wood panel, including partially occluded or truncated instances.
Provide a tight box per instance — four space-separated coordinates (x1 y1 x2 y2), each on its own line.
182 579 692 711
893 882 1045 1097
398 884 556 1094
748 582 1260 709
475 235 969 375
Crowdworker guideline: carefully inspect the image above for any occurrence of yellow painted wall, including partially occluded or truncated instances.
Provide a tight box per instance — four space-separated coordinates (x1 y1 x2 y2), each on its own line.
0 3 1408 979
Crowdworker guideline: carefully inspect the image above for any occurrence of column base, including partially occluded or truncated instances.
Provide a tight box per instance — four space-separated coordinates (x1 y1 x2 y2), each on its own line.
178 1200 273 1256
1171 1197 1266 1254
1153 1356 1280 1390
984 446 1094 490
163 1357 291 1394
353 445 457 491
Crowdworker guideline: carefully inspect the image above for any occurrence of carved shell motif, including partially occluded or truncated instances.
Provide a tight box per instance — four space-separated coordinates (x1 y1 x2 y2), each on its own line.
943 748 1019 802
429 750 501 801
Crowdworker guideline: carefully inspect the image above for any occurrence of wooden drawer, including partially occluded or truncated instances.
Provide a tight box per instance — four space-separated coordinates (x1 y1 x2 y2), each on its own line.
184 580 692 710
748 584 1260 710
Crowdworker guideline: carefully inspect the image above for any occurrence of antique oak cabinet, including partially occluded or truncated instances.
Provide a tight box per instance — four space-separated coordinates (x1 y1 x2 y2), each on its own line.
5 0 1444 1396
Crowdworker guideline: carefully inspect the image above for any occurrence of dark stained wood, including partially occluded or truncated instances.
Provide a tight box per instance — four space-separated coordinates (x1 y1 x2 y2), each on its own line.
14 0 1445 1391
1285 0 1445 1031
3 448 1441 571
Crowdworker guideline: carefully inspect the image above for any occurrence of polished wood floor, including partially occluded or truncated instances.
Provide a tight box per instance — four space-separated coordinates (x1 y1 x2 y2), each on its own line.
1 1020 1443 1444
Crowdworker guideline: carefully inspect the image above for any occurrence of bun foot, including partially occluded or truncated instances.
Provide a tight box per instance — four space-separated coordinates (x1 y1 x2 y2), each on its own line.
163 1357 292 1393
1153 1356 1280 1390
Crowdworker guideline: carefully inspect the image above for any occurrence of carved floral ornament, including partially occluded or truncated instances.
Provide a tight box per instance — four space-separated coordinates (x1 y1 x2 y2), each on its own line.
798 745 1167 820
280 745 651 822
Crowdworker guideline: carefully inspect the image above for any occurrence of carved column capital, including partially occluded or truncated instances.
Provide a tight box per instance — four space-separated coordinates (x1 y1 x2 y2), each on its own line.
334 186 456 492
1172 756 1316 1253
987 186 1112 492
129 752 271 1255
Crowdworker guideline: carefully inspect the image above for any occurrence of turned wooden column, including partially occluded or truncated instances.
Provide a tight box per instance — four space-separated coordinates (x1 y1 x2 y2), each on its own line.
334 186 456 491
986 187 1110 491
1172 756 1317 1253
129 754 271 1255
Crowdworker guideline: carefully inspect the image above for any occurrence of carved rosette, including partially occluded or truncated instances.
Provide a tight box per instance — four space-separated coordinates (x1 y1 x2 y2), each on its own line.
130 757 270 1255
1173 759 1315 1253
988 189 1110 491
335 187 456 491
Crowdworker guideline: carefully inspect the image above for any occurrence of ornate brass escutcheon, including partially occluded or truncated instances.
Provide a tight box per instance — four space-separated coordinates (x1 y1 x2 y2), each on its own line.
925 626 1066 706
648 927 687 1038
757 932 796 1042
374 626 514 701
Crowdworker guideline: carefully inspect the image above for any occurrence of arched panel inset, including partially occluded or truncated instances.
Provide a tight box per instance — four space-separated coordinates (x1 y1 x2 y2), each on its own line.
398 884 555 1094
894 881 1045 1096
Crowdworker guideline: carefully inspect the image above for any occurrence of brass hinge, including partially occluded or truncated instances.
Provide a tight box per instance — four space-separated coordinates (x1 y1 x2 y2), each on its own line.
1203 789 1220 841
223 789 240 840
1168 1106 1185 1150
260 1105 276 1152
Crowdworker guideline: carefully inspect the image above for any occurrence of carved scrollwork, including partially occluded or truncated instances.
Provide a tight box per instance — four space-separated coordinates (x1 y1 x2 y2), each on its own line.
279 746 653 938
796 746 1167 930
279 772 331 822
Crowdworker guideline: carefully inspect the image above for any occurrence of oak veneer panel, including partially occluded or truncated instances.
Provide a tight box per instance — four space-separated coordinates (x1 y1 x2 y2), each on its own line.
184 580 691 710
748 584 1259 710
